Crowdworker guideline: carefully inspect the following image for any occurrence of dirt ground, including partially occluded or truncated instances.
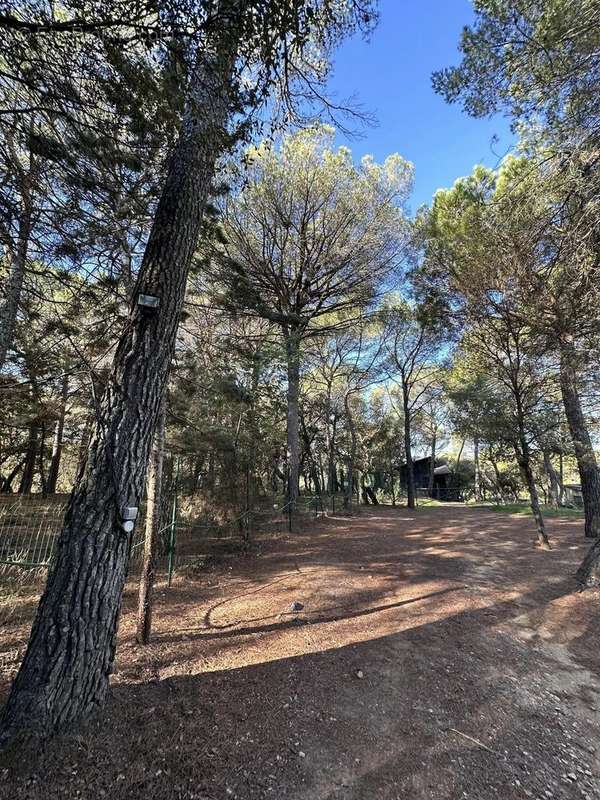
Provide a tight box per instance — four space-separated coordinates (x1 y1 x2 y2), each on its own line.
0 505 599 800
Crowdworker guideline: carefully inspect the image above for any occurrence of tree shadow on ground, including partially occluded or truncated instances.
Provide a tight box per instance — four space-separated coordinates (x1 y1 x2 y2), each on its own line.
1 574 597 800
1 506 597 800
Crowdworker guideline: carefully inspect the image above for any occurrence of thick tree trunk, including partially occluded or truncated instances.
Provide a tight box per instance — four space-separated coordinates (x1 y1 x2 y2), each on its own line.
0 20 240 745
136 403 166 645
577 538 600 588
402 384 415 509
18 422 38 494
559 339 600 538
284 329 300 509
45 373 69 494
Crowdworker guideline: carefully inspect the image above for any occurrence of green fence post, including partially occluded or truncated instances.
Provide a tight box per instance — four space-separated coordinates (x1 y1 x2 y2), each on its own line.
167 458 179 587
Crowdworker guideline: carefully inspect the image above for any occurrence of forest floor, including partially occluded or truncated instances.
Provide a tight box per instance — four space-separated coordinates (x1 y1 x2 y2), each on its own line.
0 505 599 800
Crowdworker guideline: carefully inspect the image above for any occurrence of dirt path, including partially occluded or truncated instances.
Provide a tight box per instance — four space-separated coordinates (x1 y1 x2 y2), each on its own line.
1 505 599 799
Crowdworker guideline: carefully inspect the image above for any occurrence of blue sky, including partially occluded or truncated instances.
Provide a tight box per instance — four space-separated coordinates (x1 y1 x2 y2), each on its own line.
327 0 515 211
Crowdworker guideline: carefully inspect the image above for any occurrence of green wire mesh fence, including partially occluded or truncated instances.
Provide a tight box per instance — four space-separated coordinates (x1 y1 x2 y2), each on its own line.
0 485 343 586
0 495 67 571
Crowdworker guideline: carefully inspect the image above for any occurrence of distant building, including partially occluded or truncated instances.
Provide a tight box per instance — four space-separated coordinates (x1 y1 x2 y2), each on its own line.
563 484 584 507
399 456 461 500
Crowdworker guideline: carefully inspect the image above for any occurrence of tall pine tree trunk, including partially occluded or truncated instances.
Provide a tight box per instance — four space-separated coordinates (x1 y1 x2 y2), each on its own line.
285 328 300 509
344 393 356 510
428 432 436 498
542 450 560 509
300 413 320 494
136 402 166 645
45 373 69 494
18 422 38 494
327 410 337 494
559 339 600 538
0 19 241 745
402 383 415 509
473 437 480 501
0 194 32 371
558 451 565 505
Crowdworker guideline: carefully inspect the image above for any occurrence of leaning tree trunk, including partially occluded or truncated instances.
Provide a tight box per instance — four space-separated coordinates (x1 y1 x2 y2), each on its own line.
0 457 25 493
402 383 416 509
284 328 301 509
518 451 550 549
514 421 550 550
136 402 166 645
577 538 600 588
559 339 600 538
0 20 241 746
45 373 69 494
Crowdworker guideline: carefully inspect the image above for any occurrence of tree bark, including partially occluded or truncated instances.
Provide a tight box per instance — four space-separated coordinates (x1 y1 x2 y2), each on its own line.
577 538 600 588
300 412 320 494
473 437 480 501
284 328 300 509
0 17 241 745
542 450 560 509
489 450 503 501
402 382 415 509
559 339 600 538
389 461 396 506
136 403 166 645
18 422 38 494
0 457 26 493
344 393 356 510
514 413 550 549
558 451 565 505
428 432 436 498
45 373 69 494
0 190 32 371
517 450 550 549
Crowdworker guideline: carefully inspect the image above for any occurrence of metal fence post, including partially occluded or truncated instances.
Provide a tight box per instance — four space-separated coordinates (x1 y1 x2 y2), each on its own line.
167 457 179 587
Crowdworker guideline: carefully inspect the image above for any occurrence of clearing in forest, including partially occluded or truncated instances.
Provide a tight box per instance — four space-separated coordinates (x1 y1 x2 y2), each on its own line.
1 505 599 800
